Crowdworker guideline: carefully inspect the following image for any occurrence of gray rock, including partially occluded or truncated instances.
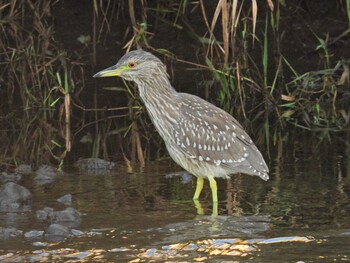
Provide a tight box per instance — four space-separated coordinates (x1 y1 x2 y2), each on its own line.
57 194 72 206
71 229 84 236
0 182 31 212
0 172 22 183
34 165 59 184
165 171 193 184
36 207 54 221
24 230 44 238
45 224 69 241
52 207 81 227
37 207 81 228
15 164 33 175
74 158 115 172
0 227 23 239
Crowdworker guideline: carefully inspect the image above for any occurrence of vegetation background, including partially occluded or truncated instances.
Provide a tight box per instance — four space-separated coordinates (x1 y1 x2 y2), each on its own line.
0 0 349 169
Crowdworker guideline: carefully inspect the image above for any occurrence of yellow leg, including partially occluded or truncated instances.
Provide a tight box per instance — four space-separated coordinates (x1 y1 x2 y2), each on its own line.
208 177 218 203
193 199 204 215
193 177 204 200
212 201 218 217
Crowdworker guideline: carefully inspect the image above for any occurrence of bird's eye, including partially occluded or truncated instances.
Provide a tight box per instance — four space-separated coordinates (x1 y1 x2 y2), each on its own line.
127 61 137 68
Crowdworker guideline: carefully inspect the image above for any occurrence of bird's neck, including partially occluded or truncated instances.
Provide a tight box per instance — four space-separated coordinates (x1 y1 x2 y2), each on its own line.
136 76 179 139
137 75 176 102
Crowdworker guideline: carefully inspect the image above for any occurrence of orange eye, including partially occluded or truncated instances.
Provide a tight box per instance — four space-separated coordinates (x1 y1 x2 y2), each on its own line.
128 61 137 68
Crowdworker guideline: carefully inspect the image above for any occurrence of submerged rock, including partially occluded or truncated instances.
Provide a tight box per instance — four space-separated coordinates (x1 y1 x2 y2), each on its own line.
24 230 44 239
52 207 81 227
165 171 193 184
57 194 72 206
36 207 54 221
45 224 69 241
0 182 32 212
36 207 81 227
0 227 23 239
34 165 60 184
74 158 115 172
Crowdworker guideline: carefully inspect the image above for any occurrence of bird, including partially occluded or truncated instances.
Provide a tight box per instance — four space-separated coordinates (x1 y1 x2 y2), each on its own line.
93 50 269 215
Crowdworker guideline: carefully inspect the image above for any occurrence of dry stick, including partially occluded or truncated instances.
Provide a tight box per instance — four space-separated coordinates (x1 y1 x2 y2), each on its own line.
131 121 136 164
236 61 247 119
199 0 213 36
221 0 229 66
64 93 71 152
199 0 218 57
210 0 225 55
127 0 145 165
130 121 145 167
128 0 140 50
251 0 257 47
73 102 130 112
230 0 239 54
135 122 145 167
92 3 97 66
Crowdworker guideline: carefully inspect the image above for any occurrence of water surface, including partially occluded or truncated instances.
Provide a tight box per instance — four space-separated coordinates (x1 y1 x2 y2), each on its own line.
0 142 349 262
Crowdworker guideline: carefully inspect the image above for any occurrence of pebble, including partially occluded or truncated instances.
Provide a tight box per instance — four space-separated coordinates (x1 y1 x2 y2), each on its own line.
57 194 72 206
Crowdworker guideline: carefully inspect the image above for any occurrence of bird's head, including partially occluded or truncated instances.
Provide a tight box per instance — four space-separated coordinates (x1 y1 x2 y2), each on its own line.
93 50 166 82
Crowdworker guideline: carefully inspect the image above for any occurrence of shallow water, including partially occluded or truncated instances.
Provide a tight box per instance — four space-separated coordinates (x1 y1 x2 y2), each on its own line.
0 143 350 262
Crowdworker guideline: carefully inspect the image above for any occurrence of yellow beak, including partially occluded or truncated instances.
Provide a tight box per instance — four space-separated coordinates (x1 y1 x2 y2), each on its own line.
93 65 127 78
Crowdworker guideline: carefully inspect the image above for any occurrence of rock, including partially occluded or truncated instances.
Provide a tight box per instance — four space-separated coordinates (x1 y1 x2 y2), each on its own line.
34 165 59 184
36 207 54 221
57 194 72 206
0 182 32 212
165 171 193 184
15 164 33 175
74 158 115 172
71 229 84 236
24 230 44 238
52 207 81 227
45 224 69 241
0 172 22 183
37 207 81 227
0 227 23 239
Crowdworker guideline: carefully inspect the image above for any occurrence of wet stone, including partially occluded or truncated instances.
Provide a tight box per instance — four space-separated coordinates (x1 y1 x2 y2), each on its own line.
15 164 33 175
57 194 72 206
165 171 193 184
74 158 116 171
37 207 81 227
0 172 22 183
32 241 49 247
0 182 32 212
0 227 23 239
36 207 54 221
71 229 84 236
52 207 81 227
34 165 60 184
24 230 44 238
45 224 69 241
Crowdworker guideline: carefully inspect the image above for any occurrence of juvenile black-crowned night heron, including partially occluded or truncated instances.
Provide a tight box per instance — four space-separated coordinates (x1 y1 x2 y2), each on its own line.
94 50 269 214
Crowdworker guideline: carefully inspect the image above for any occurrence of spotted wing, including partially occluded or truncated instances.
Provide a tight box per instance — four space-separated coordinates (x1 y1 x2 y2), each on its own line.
174 93 269 180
